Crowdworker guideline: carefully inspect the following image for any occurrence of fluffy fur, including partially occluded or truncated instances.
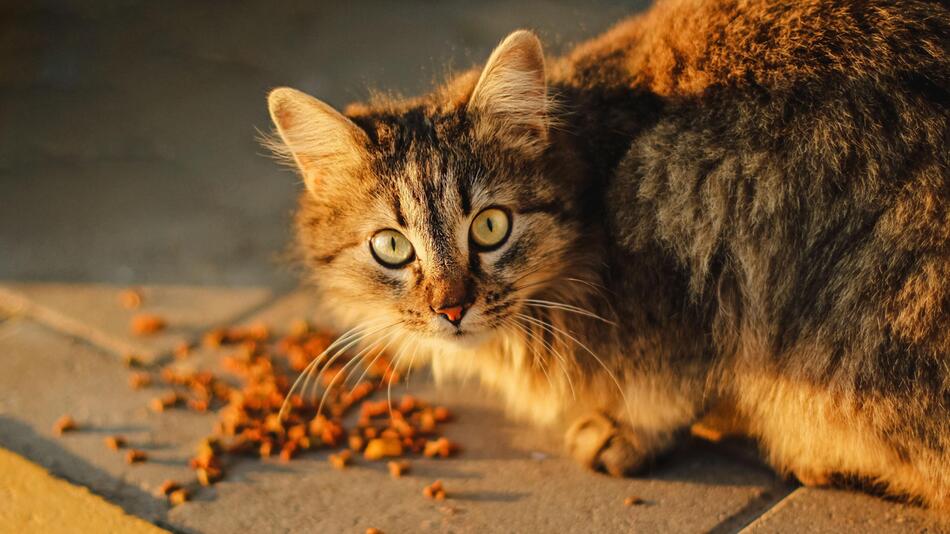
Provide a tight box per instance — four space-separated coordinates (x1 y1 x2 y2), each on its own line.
267 0 950 509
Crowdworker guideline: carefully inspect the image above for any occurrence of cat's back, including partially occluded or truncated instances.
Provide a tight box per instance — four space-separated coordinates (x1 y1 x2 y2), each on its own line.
561 0 949 97
596 0 948 381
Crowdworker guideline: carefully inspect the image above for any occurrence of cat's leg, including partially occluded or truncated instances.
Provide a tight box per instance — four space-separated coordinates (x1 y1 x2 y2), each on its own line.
565 377 702 476
738 375 950 509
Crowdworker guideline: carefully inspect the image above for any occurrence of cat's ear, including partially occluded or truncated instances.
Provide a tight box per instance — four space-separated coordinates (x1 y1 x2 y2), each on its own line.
468 30 550 156
267 87 368 193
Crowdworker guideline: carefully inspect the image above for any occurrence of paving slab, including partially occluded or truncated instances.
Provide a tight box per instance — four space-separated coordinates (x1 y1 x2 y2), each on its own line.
0 318 217 527
0 287 790 533
742 487 950 533
0 447 168 534
0 282 272 361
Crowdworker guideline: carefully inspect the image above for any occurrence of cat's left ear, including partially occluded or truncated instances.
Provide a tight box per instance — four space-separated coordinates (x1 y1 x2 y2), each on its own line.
468 30 550 157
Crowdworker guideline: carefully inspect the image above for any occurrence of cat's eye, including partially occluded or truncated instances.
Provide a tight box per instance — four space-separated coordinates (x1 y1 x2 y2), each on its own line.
470 207 511 250
370 229 415 267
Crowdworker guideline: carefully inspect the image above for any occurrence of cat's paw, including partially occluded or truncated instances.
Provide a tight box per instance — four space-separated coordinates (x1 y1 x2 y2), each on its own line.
792 467 832 487
565 412 650 477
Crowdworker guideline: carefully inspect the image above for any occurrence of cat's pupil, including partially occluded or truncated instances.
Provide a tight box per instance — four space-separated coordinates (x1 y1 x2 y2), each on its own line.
390 236 396 251
487 218 494 232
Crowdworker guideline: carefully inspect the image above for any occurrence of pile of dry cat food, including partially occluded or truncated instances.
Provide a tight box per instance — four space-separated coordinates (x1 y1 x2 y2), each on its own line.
122 310 458 505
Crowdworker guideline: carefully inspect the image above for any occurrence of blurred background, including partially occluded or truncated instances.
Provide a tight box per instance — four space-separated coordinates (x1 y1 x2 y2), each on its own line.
0 0 652 290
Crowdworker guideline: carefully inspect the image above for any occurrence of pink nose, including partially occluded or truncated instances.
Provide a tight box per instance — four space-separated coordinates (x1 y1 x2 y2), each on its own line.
434 305 465 325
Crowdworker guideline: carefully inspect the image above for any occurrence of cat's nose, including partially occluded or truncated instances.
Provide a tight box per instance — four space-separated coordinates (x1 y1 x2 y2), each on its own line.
432 304 467 327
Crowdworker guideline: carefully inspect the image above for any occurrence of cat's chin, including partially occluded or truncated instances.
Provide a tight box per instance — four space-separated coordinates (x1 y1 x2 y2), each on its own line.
434 328 495 349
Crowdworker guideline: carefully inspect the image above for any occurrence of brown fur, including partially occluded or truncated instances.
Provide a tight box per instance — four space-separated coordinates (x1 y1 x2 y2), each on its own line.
267 0 950 510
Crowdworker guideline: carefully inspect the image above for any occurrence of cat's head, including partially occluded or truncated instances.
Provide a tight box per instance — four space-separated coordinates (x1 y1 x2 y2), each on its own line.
267 31 594 346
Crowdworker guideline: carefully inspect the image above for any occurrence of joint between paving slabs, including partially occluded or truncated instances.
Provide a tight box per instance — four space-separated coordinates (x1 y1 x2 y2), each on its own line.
727 486 803 533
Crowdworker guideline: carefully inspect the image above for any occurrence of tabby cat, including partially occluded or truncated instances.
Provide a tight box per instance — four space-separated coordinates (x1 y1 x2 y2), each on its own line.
267 0 949 508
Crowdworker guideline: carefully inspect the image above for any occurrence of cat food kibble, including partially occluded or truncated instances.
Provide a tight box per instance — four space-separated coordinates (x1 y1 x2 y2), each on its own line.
125 449 147 464
365 529 383 534
114 317 460 505
52 415 77 436
174 342 192 359
329 450 353 470
128 371 151 389
168 488 189 506
118 288 143 310
387 460 410 478
156 480 180 496
131 313 166 335
422 480 446 500
422 437 458 458
104 435 127 450
624 496 644 506
363 437 403 460
196 466 222 486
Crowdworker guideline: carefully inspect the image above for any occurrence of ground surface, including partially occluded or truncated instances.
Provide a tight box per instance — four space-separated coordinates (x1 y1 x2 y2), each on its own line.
1 283 947 533
2 2 948 533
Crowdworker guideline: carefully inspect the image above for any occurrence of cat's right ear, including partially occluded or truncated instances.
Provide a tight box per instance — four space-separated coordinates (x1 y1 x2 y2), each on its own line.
267 87 368 194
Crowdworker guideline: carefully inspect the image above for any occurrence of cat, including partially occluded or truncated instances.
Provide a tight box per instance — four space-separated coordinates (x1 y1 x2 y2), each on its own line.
266 0 949 509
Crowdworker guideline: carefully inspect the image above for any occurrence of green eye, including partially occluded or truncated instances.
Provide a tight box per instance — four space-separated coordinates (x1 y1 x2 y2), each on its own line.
470 207 511 249
370 229 414 267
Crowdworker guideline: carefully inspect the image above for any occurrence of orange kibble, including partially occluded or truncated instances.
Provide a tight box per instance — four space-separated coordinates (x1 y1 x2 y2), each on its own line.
363 437 403 460
202 328 226 348
433 407 451 422
52 415 77 436
365 529 383 534
196 466 222 486
104 435 126 450
259 441 273 458
279 442 298 462
149 397 165 413
128 371 152 390
624 496 644 506
123 354 144 368
187 399 209 412
398 395 418 413
417 410 437 433
118 288 143 310
169 488 189 505
246 322 270 342
387 460 410 478
131 314 166 335
329 450 352 470
287 424 307 441
348 433 365 452
288 319 310 337
265 413 285 435
125 449 147 464
390 417 415 438
423 480 445 500
174 342 191 359
156 480 179 496
422 437 458 458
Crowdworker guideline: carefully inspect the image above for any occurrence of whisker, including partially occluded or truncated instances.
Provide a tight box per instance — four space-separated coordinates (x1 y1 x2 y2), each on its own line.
510 315 577 400
386 337 416 419
521 298 616 325
279 321 380 419
516 312 631 422
503 320 557 395
404 341 421 387
298 322 382 409
317 325 401 417
304 323 387 407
